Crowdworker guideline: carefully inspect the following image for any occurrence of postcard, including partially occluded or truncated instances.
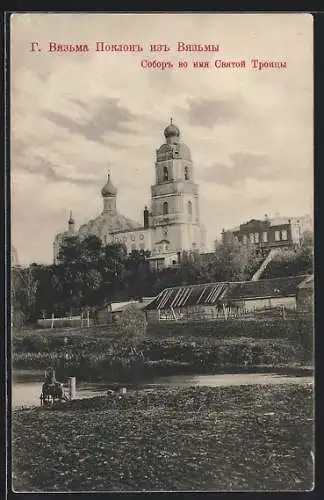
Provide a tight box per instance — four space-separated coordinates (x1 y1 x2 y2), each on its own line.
10 12 314 492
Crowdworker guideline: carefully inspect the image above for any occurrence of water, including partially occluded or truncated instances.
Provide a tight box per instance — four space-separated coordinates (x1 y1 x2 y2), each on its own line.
11 370 313 409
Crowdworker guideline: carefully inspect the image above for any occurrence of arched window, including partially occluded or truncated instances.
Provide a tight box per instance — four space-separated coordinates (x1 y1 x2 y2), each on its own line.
163 166 169 181
163 201 169 215
188 201 192 219
184 166 190 180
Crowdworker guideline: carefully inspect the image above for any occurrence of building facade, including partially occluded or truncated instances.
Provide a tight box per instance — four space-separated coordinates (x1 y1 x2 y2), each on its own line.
53 120 206 267
222 215 312 252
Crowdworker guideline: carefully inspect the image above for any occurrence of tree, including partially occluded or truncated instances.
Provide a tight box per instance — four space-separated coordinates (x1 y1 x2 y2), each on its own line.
301 230 314 247
124 249 152 299
12 266 39 325
115 304 147 355
262 245 313 279
51 237 129 315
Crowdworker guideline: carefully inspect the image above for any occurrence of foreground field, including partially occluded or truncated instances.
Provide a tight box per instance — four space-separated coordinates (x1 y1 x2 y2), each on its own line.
12 383 314 492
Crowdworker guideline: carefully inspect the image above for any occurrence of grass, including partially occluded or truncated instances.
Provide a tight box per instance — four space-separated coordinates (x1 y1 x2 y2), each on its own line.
12 383 314 492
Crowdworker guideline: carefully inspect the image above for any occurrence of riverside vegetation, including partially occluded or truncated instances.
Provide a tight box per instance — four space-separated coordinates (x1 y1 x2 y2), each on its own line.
13 309 313 383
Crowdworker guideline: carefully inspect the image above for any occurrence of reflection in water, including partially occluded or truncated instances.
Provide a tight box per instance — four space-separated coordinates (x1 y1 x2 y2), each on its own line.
12 372 313 409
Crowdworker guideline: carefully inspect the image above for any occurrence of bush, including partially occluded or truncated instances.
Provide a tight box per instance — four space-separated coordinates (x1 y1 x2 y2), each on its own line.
116 305 147 346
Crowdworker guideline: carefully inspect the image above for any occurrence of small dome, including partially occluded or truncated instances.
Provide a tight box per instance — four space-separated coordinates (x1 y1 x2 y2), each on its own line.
164 118 180 139
101 173 117 197
68 211 75 224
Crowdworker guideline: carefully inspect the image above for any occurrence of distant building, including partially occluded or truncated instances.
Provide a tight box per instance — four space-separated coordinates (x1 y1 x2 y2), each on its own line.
53 120 206 269
222 215 313 252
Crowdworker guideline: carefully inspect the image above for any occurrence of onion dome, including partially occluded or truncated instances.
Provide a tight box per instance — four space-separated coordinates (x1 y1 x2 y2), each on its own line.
164 118 180 139
68 210 75 225
101 172 117 197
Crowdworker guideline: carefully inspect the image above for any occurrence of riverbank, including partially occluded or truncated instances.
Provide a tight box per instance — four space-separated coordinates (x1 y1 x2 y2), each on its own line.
12 383 314 491
11 371 314 409
12 335 312 383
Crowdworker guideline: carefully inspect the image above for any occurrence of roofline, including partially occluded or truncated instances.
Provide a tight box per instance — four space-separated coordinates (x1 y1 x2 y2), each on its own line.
110 226 146 234
156 274 310 294
225 293 297 301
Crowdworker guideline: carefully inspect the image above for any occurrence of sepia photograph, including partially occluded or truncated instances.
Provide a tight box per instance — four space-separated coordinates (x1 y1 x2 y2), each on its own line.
10 12 314 492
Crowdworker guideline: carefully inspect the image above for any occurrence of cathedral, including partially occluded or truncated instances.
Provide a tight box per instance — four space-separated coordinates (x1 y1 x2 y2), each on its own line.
53 120 206 270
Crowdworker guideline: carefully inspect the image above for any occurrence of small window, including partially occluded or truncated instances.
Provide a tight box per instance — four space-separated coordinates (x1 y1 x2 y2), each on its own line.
243 234 248 244
184 166 190 180
250 233 255 243
275 230 280 241
163 166 169 181
163 227 168 238
254 232 259 243
281 229 288 240
262 231 268 242
163 201 169 215
188 200 192 219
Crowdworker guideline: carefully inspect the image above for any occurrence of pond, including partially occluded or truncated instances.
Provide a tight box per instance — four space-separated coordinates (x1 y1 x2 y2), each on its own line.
11 369 313 409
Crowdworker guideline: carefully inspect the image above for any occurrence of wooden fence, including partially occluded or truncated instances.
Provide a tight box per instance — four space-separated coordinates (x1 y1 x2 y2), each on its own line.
155 305 311 323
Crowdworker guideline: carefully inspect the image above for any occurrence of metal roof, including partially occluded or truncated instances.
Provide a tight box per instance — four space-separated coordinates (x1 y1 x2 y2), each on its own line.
216 275 308 302
145 282 228 310
144 275 311 310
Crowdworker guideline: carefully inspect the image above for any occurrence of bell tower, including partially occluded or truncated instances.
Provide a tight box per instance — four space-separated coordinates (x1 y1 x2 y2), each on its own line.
150 119 204 253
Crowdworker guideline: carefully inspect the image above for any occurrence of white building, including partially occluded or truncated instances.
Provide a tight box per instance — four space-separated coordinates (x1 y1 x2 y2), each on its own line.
53 120 206 269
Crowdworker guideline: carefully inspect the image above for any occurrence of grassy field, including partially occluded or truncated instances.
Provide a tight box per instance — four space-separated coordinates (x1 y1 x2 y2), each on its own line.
12 383 314 492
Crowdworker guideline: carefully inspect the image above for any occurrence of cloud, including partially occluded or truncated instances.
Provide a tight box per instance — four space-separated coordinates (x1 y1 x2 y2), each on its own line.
187 96 243 128
43 98 139 144
198 151 272 187
16 158 99 186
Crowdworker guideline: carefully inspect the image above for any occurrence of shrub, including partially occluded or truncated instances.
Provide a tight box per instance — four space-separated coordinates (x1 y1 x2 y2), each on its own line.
116 305 147 347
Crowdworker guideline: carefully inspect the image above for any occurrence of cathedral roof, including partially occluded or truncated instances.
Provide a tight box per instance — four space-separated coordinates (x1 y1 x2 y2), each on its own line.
78 211 141 239
101 173 117 197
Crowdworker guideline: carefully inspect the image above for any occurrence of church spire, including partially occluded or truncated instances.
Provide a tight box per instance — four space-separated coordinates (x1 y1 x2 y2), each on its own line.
68 210 74 225
68 210 75 233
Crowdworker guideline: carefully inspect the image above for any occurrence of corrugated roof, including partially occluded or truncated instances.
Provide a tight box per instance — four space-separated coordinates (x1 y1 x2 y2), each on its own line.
145 282 228 310
223 275 308 301
144 275 311 310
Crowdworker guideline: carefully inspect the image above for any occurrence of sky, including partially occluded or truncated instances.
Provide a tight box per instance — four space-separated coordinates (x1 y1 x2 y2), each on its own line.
11 13 313 265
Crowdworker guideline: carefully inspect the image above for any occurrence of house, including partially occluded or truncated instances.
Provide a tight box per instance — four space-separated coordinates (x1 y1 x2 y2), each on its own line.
144 275 312 322
222 215 312 253
96 297 156 325
221 275 309 312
